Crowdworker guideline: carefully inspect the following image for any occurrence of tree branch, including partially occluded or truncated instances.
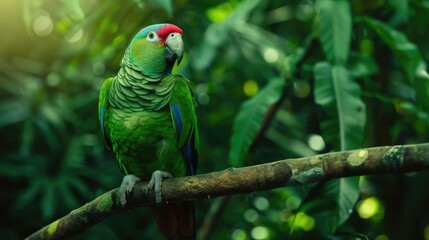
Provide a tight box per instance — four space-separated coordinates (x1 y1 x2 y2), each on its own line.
26 143 429 240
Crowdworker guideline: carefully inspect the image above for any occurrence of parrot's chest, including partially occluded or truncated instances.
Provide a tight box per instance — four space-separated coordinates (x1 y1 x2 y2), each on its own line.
109 108 174 150
107 108 184 178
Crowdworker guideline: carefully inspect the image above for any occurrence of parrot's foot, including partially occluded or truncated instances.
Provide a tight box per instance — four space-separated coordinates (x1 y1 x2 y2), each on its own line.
119 174 141 207
147 170 173 204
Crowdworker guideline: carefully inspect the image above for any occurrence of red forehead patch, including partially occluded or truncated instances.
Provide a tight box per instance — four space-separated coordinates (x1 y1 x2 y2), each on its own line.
157 24 183 40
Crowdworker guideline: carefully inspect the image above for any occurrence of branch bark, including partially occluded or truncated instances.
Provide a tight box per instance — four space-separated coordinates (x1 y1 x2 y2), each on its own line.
26 143 429 240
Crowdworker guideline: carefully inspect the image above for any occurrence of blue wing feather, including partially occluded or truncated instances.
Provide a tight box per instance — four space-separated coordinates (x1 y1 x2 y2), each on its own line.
171 103 183 136
171 103 197 176
100 106 106 140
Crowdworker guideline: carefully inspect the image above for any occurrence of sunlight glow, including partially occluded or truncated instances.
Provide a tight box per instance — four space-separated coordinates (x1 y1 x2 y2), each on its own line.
251 226 269 240
33 14 53 36
206 3 233 23
254 197 269 211
263 48 279 63
308 134 325 151
375 234 389 240
294 212 315 231
424 224 429 240
231 229 248 240
357 197 381 219
197 93 210 105
244 209 259 223
243 80 258 97
92 62 105 75
65 27 83 43
285 195 301 210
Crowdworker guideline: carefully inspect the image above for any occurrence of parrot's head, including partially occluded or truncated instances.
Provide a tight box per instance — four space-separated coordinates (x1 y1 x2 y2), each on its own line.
125 23 184 76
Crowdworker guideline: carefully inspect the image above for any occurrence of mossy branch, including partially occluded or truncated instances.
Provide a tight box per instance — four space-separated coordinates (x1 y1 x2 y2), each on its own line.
26 143 429 240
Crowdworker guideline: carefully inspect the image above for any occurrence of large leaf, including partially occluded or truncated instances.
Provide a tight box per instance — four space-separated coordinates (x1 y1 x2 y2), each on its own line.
349 53 379 78
192 0 265 70
388 0 409 23
152 0 173 17
229 78 285 167
312 62 364 233
301 178 360 234
59 0 84 21
361 17 429 110
325 178 360 226
314 62 366 150
361 17 423 81
318 0 352 64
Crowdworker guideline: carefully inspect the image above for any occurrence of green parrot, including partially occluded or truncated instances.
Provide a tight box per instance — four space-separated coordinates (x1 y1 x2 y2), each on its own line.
98 23 199 239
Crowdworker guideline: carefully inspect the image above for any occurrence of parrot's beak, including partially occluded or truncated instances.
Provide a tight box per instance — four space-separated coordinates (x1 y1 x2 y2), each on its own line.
165 33 184 66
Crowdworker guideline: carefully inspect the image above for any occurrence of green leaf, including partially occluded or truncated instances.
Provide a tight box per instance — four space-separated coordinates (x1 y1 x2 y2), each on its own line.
314 62 366 150
361 17 429 110
414 63 429 110
152 0 173 17
15 180 43 209
229 78 285 167
22 0 43 31
327 178 360 226
67 177 93 198
388 0 408 23
41 182 56 220
361 17 422 81
349 53 379 78
192 0 266 71
233 22 294 70
59 0 84 21
0 108 29 128
59 183 79 209
318 0 352 64
192 24 227 71
301 178 360 234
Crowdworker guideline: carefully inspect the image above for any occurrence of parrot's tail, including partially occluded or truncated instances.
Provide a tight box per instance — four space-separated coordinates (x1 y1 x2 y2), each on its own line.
151 201 195 240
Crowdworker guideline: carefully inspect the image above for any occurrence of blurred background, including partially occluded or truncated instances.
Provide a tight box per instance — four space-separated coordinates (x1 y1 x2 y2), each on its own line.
1 0 429 239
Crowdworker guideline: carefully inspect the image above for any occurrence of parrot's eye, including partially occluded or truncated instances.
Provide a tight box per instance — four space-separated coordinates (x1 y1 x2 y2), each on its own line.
146 31 159 42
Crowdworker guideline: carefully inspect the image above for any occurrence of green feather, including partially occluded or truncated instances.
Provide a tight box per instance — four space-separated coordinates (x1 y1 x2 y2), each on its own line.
98 23 198 239
98 41 197 180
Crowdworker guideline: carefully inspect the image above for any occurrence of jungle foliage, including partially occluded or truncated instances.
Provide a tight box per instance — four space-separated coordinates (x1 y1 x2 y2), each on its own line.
1 0 429 239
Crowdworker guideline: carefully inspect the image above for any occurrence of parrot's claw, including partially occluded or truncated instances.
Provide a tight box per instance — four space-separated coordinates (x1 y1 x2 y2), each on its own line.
119 174 140 207
147 170 173 204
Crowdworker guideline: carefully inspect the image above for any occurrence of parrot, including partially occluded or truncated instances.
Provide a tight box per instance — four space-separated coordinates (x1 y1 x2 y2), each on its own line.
98 23 198 240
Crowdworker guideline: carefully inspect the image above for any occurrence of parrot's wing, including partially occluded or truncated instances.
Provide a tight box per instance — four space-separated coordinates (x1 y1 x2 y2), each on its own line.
98 77 114 150
169 76 199 176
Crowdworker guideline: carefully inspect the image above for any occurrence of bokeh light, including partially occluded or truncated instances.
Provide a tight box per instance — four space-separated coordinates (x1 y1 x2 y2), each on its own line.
231 229 248 240
251 226 269 240
254 197 269 211
33 13 53 36
375 234 389 240
308 134 325 151
294 212 315 231
424 224 429 240
357 197 383 220
243 80 258 97
65 27 83 43
244 209 259 223
263 47 279 63
92 62 106 75
360 38 374 55
196 83 210 105
206 2 234 23
285 195 301 210
293 80 311 98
